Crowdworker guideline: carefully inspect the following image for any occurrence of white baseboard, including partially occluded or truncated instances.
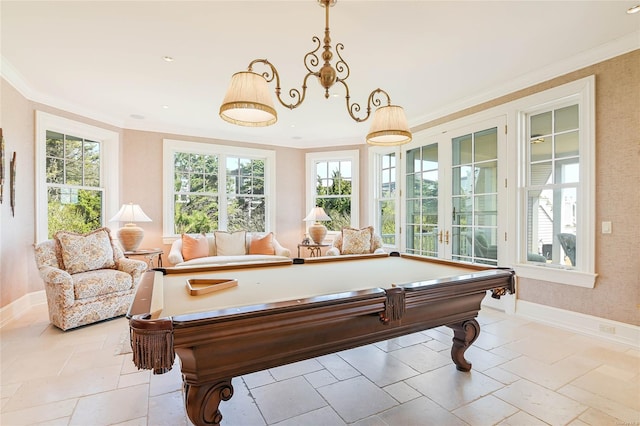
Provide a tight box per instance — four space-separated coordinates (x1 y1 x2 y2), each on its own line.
514 300 639 348
0 290 46 328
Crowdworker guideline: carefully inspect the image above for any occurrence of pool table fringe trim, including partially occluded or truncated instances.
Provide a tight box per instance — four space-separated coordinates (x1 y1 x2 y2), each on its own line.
130 314 175 374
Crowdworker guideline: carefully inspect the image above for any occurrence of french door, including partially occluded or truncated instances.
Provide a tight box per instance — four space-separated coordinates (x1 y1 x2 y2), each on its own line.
404 117 507 265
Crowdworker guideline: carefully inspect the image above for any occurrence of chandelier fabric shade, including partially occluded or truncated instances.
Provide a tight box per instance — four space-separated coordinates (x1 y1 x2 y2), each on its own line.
219 71 278 127
218 0 412 146
366 105 412 146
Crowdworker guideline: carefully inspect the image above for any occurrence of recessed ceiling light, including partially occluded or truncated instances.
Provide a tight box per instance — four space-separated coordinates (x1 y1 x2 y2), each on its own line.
162 105 169 109
628 4 640 14
130 114 145 120
162 56 174 62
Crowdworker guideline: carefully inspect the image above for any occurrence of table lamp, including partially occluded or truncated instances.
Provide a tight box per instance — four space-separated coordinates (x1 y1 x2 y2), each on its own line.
303 207 331 244
109 203 152 251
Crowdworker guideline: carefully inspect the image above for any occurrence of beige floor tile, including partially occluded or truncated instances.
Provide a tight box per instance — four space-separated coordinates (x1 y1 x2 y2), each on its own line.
147 389 188 426
148 360 183 397
3 364 122 412
349 415 389 426
502 353 600 390
453 394 518 425
337 344 418 387
383 381 421 403
269 358 324 381
495 379 587 424
497 410 549 425
406 365 504 411
251 376 326 424
218 378 266 426
69 384 148 425
317 376 397 423
316 353 360 380
272 406 347 426
118 370 151 388
304 369 338 388
559 383 640 423
377 396 466 425
243 370 276 389
0 398 77 425
577 407 630 425
388 342 451 373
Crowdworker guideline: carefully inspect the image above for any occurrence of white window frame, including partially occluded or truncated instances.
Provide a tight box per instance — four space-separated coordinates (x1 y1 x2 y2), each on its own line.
512 76 596 287
369 146 401 250
305 150 360 238
163 139 276 243
35 111 119 243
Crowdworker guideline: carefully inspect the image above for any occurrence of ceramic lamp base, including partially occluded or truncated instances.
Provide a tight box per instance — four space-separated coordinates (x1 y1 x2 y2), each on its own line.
117 224 144 251
308 223 327 244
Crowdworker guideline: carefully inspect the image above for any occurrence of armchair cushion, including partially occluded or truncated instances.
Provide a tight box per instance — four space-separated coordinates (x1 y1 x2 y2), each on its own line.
73 269 134 299
341 226 375 255
54 228 116 274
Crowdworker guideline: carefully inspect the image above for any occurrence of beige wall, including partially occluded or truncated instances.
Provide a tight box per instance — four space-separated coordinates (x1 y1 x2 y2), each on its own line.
1 50 638 326
414 50 640 326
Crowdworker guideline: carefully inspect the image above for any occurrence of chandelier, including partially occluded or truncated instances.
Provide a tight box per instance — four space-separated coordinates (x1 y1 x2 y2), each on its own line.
219 0 412 146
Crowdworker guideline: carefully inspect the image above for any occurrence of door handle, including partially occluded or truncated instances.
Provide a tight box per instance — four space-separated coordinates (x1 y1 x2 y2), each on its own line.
438 230 443 243
452 207 456 222
445 230 450 244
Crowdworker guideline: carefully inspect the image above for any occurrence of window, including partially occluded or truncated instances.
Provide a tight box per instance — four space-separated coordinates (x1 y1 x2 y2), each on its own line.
525 104 579 267
306 150 359 233
405 144 439 257
163 139 275 239
515 77 595 287
36 112 119 242
376 152 398 246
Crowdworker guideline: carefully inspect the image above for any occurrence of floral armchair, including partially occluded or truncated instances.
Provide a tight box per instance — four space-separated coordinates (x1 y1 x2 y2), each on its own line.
33 228 147 331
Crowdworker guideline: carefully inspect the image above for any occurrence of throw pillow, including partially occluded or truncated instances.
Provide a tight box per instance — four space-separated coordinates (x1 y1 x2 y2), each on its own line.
249 232 275 255
215 231 247 256
341 226 374 255
181 234 209 261
54 228 116 274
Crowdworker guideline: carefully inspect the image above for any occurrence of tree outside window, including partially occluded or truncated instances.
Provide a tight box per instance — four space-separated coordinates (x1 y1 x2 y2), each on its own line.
46 130 103 238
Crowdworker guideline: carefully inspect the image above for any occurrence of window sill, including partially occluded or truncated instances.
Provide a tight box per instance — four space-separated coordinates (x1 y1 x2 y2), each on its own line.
514 263 597 288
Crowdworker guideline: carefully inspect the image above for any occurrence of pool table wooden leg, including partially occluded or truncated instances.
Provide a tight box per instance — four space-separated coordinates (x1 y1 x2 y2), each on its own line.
448 319 480 372
183 378 233 426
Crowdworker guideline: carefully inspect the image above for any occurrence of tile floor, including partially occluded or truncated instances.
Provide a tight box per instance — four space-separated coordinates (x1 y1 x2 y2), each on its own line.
1 303 638 426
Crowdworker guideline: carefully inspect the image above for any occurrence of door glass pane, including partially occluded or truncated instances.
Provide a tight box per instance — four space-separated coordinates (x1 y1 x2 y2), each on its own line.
422 144 438 170
475 195 497 226
422 170 438 196
474 161 497 194
379 200 395 245
405 144 438 257
474 128 497 161
452 226 471 261
452 165 472 196
452 196 471 226
452 134 472 165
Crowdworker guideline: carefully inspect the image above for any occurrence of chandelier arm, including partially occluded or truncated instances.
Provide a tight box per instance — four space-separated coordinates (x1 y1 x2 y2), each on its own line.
304 36 322 73
338 83 393 123
333 43 350 81
248 59 315 110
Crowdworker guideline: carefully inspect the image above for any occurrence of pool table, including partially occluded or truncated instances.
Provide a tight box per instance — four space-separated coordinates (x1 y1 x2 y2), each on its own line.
128 252 514 426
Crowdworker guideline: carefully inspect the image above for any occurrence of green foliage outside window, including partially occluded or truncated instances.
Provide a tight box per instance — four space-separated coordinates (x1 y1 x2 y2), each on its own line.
173 152 267 233
45 131 103 238
315 169 351 231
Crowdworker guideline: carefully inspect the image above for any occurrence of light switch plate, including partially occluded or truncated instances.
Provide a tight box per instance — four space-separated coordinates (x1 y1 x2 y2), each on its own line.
602 221 612 234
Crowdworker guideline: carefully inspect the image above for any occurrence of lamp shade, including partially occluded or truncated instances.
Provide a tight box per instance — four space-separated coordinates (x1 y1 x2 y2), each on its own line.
219 71 278 127
303 207 331 223
109 204 152 252
366 105 412 146
109 203 152 223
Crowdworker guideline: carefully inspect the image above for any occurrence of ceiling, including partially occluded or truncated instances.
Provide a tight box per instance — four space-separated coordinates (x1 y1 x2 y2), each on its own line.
2 1 638 148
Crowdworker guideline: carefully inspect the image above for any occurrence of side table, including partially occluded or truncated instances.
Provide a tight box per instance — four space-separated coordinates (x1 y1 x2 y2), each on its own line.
123 248 163 269
297 243 330 258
